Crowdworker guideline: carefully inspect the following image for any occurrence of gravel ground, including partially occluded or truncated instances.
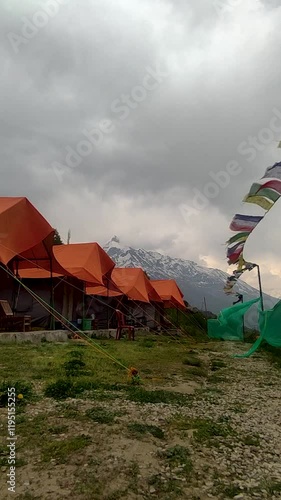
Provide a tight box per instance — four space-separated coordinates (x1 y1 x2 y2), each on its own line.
108 341 281 499
173 342 281 499
1 341 281 499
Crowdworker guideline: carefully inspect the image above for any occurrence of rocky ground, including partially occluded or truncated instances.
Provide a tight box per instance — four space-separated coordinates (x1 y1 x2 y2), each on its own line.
1 340 281 499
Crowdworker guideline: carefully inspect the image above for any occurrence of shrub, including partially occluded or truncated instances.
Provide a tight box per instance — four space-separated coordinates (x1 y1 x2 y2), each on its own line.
63 359 86 376
44 379 84 400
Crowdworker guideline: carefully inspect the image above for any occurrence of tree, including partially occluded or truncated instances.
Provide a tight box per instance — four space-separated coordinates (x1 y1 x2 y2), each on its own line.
53 229 63 245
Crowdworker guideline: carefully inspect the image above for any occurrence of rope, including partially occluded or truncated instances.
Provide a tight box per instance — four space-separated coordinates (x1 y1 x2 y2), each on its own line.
0 239 203 349
0 264 130 372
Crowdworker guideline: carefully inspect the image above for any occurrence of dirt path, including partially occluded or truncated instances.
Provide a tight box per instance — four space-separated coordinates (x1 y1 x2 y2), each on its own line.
1 341 281 499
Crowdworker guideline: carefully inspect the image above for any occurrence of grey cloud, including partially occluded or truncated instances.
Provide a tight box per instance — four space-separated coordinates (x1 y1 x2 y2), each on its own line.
1 0 281 296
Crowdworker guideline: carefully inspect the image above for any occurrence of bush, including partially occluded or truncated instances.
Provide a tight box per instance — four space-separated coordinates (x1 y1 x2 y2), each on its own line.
69 350 85 359
44 379 84 400
63 359 86 376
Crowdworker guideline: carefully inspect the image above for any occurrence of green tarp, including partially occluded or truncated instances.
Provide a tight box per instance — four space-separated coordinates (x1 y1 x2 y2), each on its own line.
208 298 260 341
237 300 281 358
208 298 281 358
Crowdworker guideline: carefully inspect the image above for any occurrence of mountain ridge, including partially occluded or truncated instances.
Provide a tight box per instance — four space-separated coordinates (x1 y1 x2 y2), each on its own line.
104 237 278 314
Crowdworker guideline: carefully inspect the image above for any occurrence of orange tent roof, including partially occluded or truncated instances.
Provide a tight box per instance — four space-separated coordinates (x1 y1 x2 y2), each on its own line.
87 268 162 302
109 268 162 303
18 268 63 279
52 243 115 286
86 281 123 297
150 279 186 309
0 197 65 274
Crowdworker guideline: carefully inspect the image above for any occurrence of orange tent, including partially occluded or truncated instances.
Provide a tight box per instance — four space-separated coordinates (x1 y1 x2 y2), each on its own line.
19 243 115 286
18 268 63 279
86 281 123 297
86 268 162 303
150 279 186 310
0 197 65 274
52 243 115 286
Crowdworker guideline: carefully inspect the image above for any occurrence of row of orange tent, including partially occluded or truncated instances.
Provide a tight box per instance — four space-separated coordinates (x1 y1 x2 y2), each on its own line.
0 197 186 317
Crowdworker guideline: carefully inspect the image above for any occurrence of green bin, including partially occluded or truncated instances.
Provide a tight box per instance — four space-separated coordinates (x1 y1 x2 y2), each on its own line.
82 319 92 331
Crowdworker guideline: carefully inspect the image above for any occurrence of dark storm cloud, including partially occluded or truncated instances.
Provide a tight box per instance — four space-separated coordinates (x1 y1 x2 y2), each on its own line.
1 0 281 295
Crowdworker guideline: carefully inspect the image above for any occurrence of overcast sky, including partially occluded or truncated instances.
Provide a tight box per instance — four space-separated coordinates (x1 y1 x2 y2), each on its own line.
1 0 281 296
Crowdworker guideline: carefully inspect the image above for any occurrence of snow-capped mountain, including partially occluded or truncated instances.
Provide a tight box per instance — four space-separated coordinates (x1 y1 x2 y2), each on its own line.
104 236 277 314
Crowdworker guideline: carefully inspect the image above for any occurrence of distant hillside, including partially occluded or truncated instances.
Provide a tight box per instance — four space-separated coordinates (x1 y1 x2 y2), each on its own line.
104 236 278 314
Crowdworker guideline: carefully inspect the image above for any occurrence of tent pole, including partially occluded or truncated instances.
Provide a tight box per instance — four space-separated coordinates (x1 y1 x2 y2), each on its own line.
50 258 55 330
241 294 244 340
107 277 109 332
256 265 264 311
11 259 17 311
82 282 85 331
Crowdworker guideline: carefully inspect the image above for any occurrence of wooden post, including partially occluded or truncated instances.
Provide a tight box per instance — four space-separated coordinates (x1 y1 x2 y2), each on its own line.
256 265 264 311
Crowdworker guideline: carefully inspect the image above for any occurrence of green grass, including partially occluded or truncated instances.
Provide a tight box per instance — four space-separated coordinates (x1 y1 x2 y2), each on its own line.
104 489 129 500
159 445 193 477
0 337 272 499
16 495 41 500
265 481 281 494
17 414 49 441
210 359 227 371
168 415 234 444
140 338 156 348
41 434 91 463
0 380 34 406
48 425 69 434
0 456 27 467
44 378 84 399
194 420 234 443
85 407 117 424
220 484 242 498
198 386 223 395
230 402 247 414
147 474 183 497
207 374 228 384
241 434 260 446
182 355 202 367
127 422 165 439
186 366 208 378
126 387 191 405
73 469 103 497
0 335 201 392
63 358 86 376
58 402 80 419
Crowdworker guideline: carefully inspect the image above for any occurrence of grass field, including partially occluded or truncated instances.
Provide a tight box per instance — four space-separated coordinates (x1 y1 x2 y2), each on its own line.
0 334 210 500
1 334 280 499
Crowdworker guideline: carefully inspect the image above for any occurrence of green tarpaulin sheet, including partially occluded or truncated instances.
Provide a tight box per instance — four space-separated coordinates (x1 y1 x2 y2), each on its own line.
208 298 281 358
208 298 260 342
236 300 281 357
